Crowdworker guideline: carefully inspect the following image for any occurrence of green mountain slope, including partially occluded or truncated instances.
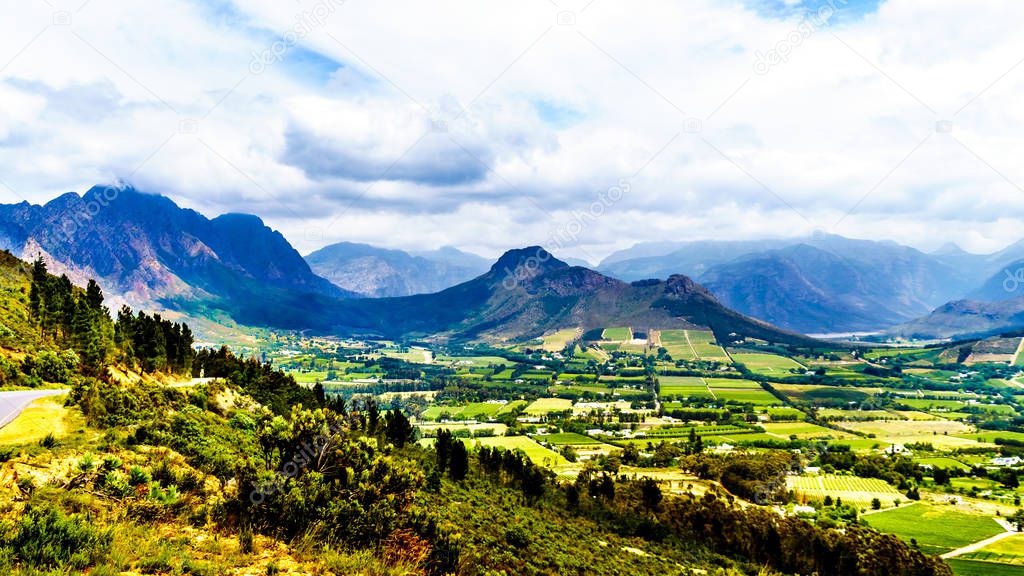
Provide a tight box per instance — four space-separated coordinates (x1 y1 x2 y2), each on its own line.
316 247 819 346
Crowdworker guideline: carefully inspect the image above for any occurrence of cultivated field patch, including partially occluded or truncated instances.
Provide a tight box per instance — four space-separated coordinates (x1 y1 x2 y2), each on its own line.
863 504 1005 555
788 474 900 506
473 435 569 466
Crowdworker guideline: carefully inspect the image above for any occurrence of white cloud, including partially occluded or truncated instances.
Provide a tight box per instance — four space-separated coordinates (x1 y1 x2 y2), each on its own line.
1 0 1024 260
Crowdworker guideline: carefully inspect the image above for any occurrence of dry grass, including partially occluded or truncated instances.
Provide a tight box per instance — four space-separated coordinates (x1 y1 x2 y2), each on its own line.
0 395 84 446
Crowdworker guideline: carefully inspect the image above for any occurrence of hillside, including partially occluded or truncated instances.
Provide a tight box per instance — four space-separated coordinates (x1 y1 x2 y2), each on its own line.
305 242 489 297
0 186 354 333
888 297 1024 340
319 247 820 346
601 233 980 333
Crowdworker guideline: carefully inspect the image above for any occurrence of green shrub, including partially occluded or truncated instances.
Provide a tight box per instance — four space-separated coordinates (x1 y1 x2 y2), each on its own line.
5 504 112 570
39 432 58 448
78 453 96 472
128 465 151 486
102 471 131 497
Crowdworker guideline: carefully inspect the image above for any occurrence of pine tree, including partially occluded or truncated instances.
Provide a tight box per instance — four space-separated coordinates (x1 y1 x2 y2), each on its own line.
448 440 469 481
384 409 414 448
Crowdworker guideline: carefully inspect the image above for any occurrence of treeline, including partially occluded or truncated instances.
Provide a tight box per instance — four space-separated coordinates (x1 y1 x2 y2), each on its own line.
27 258 193 378
193 347 316 414
454 442 950 576
113 306 193 374
29 259 113 372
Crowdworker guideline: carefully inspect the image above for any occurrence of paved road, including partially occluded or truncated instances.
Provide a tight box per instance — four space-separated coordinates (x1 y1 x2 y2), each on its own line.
0 389 68 430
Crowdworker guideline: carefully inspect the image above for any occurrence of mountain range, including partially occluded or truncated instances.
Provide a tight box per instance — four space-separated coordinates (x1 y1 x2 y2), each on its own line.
306 246 817 345
305 242 490 298
0 186 352 330
5 185 1024 341
596 234 1024 335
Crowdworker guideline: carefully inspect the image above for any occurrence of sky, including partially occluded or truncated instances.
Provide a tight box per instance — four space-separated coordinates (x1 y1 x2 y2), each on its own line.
2 0 1024 264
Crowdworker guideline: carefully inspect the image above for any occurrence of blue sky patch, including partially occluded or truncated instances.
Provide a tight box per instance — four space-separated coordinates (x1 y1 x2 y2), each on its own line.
534 100 585 128
744 0 882 22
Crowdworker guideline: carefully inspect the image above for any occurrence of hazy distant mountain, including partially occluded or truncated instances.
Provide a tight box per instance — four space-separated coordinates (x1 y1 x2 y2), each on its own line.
888 297 1024 340
305 242 489 297
313 247 819 345
600 233 982 333
0 186 352 328
599 239 792 280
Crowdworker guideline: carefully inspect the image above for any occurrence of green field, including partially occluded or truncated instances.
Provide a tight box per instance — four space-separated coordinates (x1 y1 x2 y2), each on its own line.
762 422 853 439
788 474 900 505
705 378 762 389
767 406 807 420
731 353 804 375
774 384 872 404
534 432 601 445
831 438 890 451
524 398 574 415
542 328 579 351
958 431 1024 444
497 400 529 415
915 457 972 472
863 504 1005 555
959 533 1024 566
948 559 1024 576
712 388 781 405
659 330 697 360
686 331 729 361
659 376 712 398
473 436 569 466
602 327 632 341
420 401 504 421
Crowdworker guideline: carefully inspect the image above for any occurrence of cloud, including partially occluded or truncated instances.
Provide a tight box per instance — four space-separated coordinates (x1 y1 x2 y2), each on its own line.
1 0 1024 260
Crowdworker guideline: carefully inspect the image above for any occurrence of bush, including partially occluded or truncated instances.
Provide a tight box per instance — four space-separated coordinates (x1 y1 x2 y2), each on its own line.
128 465 151 486
21 350 79 384
39 433 58 448
4 504 112 570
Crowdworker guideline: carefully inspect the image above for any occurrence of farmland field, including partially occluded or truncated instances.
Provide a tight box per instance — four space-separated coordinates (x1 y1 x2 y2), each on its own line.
864 504 1006 555
659 329 697 360
524 398 574 415
542 328 579 351
686 330 730 361
831 438 890 451
960 533 1024 566
948 559 1024 576
602 327 632 341
712 388 781 405
839 419 972 437
473 436 569 466
497 400 529 415
915 457 972 471
659 376 712 398
762 422 854 440
732 353 804 375
705 378 762 389
787 474 900 505
534 432 601 445
957 431 1024 444
420 401 504 421
767 406 806 420
774 384 872 404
